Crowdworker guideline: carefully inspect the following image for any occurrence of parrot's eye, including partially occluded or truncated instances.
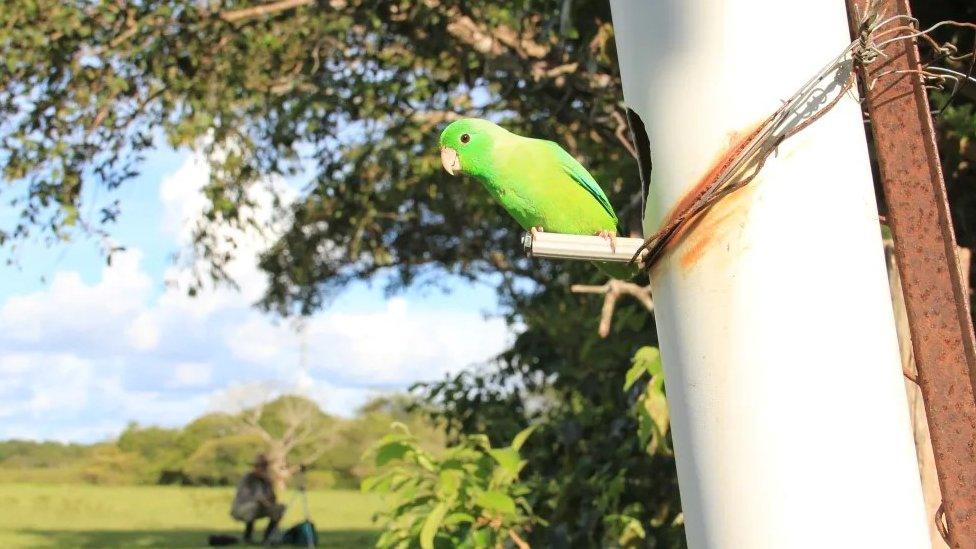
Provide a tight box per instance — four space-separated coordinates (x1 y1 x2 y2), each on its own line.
460 133 471 144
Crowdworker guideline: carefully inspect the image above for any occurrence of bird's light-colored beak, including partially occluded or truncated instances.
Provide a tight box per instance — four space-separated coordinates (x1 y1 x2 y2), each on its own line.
440 147 460 176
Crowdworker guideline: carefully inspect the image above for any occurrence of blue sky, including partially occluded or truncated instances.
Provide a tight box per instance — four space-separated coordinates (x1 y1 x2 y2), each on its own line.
0 149 511 442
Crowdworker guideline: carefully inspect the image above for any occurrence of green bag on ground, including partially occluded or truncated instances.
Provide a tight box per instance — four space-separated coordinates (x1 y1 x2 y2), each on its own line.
279 520 318 547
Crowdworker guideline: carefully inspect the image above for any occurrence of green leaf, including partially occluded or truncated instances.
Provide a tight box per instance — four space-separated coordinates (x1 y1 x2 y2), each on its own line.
637 401 654 450
360 472 393 494
439 458 465 471
417 452 436 472
635 346 662 374
420 501 449 549
476 490 517 516
880 223 893 240
375 441 412 466
466 434 491 449
625 346 662 390
623 361 647 391
488 448 524 477
437 469 463 499
646 353 664 378
388 421 410 433
443 512 475 526
605 513 647 545
510 424 537 451
374 429 413 448
468 528 491 547
645 377 670 438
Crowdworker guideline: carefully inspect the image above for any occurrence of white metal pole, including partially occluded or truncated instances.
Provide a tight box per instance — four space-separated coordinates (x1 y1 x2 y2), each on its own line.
608 2 929 548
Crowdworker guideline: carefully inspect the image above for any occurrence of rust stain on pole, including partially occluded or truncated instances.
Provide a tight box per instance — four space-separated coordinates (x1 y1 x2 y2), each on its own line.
649 120 765 272
848 1 976 546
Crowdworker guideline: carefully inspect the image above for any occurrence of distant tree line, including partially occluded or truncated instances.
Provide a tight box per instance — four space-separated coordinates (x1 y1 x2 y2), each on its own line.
0 395 444 489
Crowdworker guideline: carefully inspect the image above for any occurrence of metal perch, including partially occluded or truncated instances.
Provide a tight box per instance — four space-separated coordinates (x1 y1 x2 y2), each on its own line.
522 231 647 264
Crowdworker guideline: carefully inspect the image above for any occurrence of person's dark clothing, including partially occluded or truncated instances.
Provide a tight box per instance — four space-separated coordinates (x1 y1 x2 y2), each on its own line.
242 517 278 545
231 471 285 544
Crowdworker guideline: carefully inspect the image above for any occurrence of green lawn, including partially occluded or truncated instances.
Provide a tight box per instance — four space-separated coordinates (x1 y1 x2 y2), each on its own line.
0 483 382 548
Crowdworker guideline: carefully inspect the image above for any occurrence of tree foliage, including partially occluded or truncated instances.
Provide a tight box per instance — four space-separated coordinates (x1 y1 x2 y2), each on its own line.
0 394 445 488
414 284 683 547
183 432 268 485
364 423 539 549
2 0 975 547
0 0 636 306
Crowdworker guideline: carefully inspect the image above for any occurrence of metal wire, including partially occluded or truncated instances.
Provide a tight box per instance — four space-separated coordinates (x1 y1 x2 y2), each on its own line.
630 8 976 273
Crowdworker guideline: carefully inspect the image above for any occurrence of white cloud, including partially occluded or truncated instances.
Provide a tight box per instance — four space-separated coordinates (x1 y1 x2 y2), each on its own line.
171 362 213 388
305 298 508 385
0 354 33 375
127 312 160 351
226 318 287 364
207 380 283 414
0 250 150 348
0 350 213 441
0 154 511 442
26 354 94 414
159 151 297 303
159 154 210 242
220 297 509 387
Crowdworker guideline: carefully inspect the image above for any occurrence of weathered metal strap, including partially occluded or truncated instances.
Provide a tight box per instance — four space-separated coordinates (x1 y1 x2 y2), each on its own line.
848 1 976 546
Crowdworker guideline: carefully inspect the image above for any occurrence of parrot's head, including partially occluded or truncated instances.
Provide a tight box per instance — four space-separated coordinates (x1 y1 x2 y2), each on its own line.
438 118 509 178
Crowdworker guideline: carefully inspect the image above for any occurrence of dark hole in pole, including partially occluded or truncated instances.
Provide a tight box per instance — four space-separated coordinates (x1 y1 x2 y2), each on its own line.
626 107 653 222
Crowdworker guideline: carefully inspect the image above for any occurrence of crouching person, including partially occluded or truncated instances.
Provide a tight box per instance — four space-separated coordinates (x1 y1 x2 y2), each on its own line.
231 454 286 545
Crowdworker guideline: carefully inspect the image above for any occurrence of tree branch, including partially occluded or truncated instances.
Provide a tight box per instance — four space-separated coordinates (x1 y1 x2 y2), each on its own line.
441 6 548 60
240 406 274 444
571 279 653 338
410 110 463 132
611 109 639 160
508 529 530 549
220 0 314 23
279 398 316 451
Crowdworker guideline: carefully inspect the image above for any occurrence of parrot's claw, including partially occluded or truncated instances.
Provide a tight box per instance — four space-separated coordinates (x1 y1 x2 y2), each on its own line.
530 226 544 241
596 230 617 253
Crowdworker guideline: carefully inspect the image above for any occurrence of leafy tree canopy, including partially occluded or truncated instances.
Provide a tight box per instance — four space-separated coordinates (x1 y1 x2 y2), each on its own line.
0 0 638 314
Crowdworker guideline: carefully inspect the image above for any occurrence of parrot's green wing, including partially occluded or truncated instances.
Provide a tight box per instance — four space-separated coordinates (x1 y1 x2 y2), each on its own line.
548 142 618 225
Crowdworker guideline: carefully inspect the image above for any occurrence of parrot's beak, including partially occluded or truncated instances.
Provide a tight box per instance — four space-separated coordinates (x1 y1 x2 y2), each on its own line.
440 147 460 176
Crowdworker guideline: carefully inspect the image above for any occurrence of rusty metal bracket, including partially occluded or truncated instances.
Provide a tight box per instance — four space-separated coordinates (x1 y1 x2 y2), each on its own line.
847 1 976 546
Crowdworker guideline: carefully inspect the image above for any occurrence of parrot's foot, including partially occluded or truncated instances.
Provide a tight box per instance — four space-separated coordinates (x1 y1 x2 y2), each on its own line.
596 230 617 253
530 226 545 241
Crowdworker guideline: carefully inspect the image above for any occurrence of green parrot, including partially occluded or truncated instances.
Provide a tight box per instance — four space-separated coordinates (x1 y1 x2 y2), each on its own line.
439 118 635 279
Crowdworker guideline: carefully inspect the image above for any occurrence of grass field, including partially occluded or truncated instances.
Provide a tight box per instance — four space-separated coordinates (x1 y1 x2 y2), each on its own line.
0 483 382 548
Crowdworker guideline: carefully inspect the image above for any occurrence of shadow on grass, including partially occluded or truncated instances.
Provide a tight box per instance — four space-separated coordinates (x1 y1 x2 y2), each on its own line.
16 528 379 548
